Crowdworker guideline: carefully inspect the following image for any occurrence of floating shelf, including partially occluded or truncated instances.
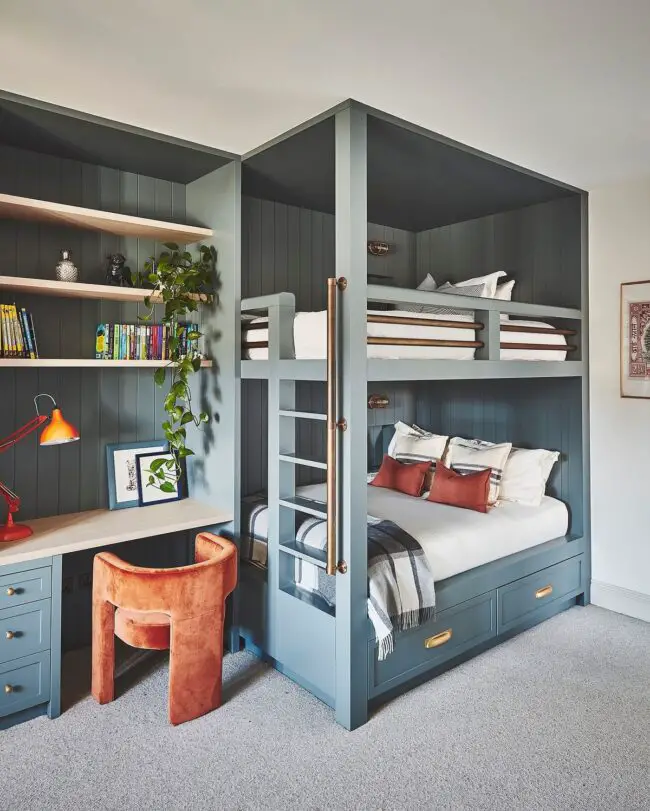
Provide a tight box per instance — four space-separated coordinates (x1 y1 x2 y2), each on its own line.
0 358 212 368
0 275 207 303
0 193 213 244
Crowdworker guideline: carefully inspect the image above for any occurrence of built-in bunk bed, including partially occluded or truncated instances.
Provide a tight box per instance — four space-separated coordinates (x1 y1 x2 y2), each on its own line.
233 102 589 730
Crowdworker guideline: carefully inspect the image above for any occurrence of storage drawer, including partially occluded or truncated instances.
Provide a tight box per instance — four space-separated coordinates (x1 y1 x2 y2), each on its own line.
0 651 51 718
0 567 51 610
497 555 584 635
370 591 496 696
0 600 51 664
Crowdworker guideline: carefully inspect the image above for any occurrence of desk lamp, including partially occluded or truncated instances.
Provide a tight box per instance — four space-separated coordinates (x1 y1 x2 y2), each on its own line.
0 393 79 542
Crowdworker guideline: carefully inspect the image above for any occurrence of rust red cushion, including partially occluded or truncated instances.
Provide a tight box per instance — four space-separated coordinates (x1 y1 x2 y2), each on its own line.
370 454 431 497
427 462 492 513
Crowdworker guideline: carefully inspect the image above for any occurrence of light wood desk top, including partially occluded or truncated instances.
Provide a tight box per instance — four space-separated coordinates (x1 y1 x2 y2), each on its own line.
0 499 233 568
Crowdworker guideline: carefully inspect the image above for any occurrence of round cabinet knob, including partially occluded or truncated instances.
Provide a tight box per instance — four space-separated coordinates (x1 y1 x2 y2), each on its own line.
6 587 16 597
4 684 13 694
5 631 15 640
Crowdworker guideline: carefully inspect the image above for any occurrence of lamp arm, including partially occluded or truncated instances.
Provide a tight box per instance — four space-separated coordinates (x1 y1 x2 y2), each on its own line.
0 415 48 454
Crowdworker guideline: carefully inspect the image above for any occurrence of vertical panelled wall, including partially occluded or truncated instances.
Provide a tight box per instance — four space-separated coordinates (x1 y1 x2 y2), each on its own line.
414 378 584 534
0 143 188 520
416 196 582 309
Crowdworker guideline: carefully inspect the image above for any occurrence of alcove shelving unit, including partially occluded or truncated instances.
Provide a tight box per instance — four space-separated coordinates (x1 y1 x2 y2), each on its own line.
0 89 241 566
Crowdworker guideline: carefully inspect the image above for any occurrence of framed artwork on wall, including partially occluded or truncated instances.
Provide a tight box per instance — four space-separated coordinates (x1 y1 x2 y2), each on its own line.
621 280 650 399
135 451 184 507
106 441 168 510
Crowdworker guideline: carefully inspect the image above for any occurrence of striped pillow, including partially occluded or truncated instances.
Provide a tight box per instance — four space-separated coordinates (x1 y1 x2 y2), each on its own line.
444 437 513 506
400 281 487 316
387 421 448 466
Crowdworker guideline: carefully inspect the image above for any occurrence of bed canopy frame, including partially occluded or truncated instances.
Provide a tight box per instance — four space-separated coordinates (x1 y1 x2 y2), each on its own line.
232 101 589 730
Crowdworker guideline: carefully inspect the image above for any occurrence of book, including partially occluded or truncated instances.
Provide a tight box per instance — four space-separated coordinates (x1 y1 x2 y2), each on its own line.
20 308 36 359
25 310 39 359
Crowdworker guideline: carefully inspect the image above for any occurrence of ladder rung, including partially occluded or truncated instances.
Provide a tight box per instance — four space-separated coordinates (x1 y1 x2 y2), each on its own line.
279 539 327 569
279 497 327 519
279 453 327 470
278 410 327 421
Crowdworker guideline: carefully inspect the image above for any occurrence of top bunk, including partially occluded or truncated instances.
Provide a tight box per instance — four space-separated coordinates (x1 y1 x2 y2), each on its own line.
240 101 587 382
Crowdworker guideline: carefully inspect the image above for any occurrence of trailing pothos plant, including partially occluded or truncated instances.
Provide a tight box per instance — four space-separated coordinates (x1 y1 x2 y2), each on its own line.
139 242 217 492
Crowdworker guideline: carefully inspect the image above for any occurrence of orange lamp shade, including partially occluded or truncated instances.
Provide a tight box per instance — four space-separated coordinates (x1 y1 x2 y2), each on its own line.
39 408 80 446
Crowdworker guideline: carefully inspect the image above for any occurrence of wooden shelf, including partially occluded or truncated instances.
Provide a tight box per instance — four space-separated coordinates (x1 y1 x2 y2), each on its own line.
0 359 212 368
0 499 233 568
0 275 207 303
0 193 213 244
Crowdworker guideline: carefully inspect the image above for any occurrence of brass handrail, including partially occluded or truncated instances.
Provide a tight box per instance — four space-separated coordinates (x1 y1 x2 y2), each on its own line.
326 278 339 576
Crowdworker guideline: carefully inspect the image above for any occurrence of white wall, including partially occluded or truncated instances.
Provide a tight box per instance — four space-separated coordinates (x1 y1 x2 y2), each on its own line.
589 178 650 621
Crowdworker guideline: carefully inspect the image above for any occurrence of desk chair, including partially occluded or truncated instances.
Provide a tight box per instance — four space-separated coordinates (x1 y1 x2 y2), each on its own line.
91 532 237 725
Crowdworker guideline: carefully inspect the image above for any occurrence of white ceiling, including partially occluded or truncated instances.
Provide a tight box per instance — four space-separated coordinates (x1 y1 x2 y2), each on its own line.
2 0 650 190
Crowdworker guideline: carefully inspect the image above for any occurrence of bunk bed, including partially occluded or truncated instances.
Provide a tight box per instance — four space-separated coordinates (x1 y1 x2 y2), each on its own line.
233 101 589 731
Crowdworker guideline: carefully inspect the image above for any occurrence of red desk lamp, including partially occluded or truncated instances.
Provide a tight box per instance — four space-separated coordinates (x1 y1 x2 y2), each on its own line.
0 393 80 542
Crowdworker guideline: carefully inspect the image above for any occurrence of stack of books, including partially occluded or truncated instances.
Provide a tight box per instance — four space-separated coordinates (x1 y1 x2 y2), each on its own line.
0 303 39 359
95 323 200 361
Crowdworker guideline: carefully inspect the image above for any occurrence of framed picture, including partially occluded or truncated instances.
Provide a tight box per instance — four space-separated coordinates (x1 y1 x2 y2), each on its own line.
106 441 168 510
135 451 184 506
621 280 650 399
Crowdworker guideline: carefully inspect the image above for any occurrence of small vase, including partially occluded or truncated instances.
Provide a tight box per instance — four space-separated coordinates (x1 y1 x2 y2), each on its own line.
55 249 79 282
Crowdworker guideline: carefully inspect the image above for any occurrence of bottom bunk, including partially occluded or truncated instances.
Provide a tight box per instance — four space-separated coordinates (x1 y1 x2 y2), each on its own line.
235 485 587 710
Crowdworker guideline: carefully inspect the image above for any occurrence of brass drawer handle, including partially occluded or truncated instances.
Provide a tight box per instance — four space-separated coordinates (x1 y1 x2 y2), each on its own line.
4 684 13 694
6 587 16 597
424 629 453 649
5 631 15 640
535 584 553 599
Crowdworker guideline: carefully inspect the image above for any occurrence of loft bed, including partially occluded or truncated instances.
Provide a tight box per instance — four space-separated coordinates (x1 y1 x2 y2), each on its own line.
232 101 589 730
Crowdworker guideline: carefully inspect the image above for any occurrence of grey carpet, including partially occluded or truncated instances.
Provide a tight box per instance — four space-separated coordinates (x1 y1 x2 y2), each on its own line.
1 605 649 811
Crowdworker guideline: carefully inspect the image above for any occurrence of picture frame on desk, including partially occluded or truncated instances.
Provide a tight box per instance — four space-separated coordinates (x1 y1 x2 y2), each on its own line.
135 451 185 507
106 440 168 510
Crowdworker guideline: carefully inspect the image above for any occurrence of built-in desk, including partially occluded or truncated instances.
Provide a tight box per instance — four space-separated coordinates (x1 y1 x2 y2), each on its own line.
0 499 233 729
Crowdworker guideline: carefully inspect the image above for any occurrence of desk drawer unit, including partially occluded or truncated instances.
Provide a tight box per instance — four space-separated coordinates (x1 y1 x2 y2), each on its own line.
497 555 584 635
370 591 496 697
0 567 52 610
0 600 52 664
0 651 51 718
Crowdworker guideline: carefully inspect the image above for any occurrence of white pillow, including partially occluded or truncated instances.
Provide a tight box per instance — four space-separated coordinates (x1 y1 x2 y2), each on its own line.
416 273 437 291
500 448 560 507
495 279 515 301
387 421 448 465
454 271 507 298
444 437 512 506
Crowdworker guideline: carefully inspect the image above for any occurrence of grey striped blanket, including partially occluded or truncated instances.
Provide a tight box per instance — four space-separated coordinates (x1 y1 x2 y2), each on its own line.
243 497 437 660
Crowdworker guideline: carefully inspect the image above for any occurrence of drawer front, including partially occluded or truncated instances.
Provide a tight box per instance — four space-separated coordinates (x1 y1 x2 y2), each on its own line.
0 651 51 718
0 567 52 610
498 555 584 635
0 600 51 664
371 591 496 694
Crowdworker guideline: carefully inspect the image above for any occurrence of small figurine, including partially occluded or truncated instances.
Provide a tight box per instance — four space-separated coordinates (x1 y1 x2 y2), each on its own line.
105 253 133 287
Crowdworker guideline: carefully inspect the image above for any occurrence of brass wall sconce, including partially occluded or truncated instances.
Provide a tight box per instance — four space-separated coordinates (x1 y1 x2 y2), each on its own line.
368 394 390 409
367 241 390 256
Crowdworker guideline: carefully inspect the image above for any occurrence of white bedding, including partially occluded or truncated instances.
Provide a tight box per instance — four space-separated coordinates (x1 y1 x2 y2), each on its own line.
297 482 568 582
245 309 568 361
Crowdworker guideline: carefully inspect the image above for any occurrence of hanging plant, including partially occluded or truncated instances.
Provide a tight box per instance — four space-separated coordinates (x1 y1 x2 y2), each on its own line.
140 242 217 491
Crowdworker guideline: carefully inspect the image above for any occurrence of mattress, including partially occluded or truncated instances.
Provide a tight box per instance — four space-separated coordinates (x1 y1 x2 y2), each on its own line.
296 483 569 582
245 309 568 361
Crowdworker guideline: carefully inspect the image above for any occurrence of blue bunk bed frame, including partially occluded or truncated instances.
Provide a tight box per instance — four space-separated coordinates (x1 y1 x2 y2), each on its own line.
235 103 589 731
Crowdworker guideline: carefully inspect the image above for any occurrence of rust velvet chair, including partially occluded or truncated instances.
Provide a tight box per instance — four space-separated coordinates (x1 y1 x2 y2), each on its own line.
92 532 237 725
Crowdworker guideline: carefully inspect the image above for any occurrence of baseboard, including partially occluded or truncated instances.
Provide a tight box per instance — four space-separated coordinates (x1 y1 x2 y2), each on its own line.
591 580 650 623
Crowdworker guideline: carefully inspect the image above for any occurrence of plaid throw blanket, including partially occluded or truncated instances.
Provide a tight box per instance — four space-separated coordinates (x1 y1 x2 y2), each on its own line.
244 496 437 660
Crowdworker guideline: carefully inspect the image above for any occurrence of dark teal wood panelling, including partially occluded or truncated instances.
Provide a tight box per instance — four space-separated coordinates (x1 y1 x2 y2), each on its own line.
242 196 416 310
0 143 188 521
416 196 582 309
414 377 584 534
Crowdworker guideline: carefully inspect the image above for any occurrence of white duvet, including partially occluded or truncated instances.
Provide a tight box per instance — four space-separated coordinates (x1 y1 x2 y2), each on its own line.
245 309 568 361
297 482 569 582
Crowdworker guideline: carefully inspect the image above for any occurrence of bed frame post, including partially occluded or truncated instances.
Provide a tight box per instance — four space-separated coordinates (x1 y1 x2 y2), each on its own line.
475 309 501 361
334 104 369 730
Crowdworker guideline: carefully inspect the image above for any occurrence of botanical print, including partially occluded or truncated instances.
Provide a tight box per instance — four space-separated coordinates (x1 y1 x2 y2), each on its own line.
627 301 650 379
113 445 166 503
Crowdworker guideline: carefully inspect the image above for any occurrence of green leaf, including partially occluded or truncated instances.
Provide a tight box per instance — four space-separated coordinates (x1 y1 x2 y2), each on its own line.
199 412 210 423
187 330 201 340
181 411 194 425
148 475 155 485
177 446 194 458
160 481 176 493
154 367 166 387
144 296 151 308
163 242 179 252
149 458 166 472
192 357 202 373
